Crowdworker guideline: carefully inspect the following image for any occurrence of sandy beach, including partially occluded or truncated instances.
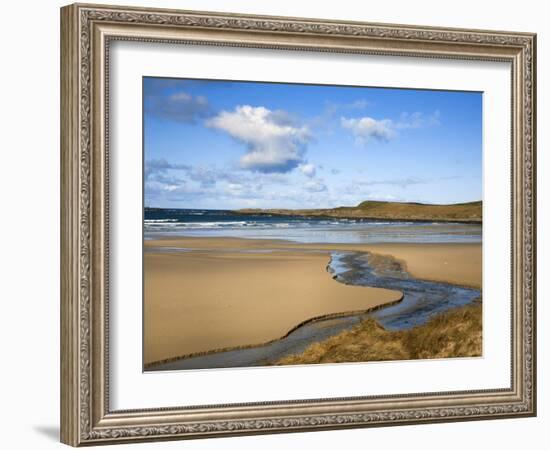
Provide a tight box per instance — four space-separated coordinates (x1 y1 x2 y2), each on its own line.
144 237 481 366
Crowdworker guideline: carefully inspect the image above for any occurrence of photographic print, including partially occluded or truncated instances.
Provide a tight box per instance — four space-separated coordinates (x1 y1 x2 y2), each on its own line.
143 77 483 371
61 5 536 444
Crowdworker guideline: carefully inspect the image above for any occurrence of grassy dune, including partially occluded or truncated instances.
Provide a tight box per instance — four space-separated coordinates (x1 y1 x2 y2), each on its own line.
275 301 482 365
238 200 482 223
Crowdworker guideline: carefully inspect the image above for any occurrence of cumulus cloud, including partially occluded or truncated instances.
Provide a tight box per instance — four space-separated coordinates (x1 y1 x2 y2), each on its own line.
145 91 210 123
341 116 395 144
206 105 311 173
299 163 317 178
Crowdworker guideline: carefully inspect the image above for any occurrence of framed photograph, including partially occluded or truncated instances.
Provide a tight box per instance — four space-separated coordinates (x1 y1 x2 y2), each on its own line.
60 3 536 446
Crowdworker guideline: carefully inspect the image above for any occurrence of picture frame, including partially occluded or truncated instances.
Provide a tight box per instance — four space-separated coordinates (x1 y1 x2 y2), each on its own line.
60 2 536 446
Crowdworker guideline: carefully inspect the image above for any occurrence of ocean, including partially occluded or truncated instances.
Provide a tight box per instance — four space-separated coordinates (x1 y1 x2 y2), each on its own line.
144 208 482 244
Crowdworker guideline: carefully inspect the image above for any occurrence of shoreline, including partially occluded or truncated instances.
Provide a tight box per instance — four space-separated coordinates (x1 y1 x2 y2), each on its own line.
144 236 481 367
146 200 482 224
145 236 482 289
229 211 482 224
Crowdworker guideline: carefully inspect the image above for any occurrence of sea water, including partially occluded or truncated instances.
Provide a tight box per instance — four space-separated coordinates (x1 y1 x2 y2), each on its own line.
144 208 481 244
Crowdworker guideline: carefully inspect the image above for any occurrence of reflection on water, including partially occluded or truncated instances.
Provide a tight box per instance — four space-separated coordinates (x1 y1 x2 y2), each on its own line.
329 252 480 330
146 222 482 244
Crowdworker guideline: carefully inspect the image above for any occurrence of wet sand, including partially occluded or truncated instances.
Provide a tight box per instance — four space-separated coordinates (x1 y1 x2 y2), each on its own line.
144 237 481 366
144 245 402 365
145 237 482 284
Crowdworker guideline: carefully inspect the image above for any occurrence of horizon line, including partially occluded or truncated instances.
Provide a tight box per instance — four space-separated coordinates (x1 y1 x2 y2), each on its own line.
144 199 483 210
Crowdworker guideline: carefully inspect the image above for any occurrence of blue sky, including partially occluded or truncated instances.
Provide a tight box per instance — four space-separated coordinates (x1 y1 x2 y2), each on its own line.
144 77 482 209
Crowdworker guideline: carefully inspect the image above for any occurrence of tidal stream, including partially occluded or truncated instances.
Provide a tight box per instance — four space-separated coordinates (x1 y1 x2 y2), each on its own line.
147 251 480 371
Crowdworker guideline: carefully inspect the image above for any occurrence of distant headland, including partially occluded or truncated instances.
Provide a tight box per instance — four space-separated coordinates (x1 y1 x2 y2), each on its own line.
235 200 482 223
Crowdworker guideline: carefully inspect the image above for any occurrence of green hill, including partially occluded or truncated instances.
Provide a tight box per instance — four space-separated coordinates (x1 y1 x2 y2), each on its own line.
237 200 482 223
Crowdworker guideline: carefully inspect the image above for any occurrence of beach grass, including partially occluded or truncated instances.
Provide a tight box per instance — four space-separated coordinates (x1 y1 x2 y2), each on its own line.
274 300 482 365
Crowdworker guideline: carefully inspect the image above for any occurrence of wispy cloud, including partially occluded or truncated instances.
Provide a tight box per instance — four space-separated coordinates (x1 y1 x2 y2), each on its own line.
144 158 190 180
304 178 327 193
206 105 312 174
355 177 427 189
395 110 441 129
324 99 370 115
309 99 370 132
145 90 210 123
341 116 395 144
341 110 441 146
144 157 338 209
353 175 462 189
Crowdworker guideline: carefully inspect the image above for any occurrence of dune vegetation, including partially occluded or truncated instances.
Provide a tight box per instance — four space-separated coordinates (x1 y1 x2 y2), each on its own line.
275 300 482 365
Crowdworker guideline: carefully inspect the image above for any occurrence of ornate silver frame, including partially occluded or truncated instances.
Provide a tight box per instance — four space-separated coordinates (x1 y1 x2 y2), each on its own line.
60 3 536 446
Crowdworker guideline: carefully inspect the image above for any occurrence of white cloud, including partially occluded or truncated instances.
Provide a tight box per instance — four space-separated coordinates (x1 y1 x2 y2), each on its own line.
298 163 317 178
341 110 441 146
341 116 395 144
206 105 311 173
144 158 338 209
